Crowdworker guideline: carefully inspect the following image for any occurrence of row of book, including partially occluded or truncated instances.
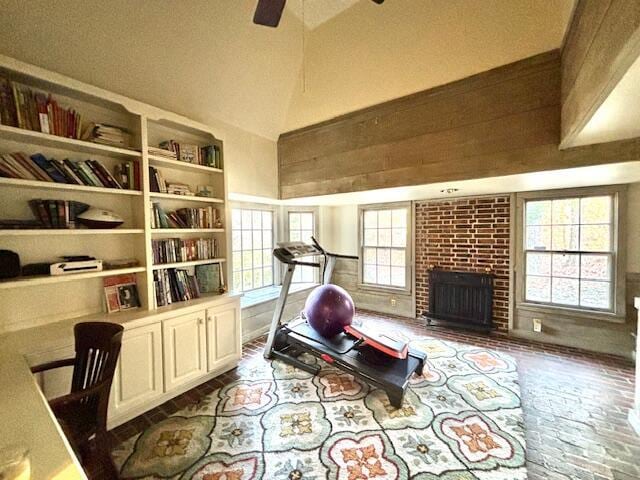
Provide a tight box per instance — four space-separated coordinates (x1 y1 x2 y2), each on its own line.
152 238 219 265
28 199 89 228
115 161 141 190
0 151 131 190
154 268 201 306
158 140 221 169
151 203 221 229
0 77 82 139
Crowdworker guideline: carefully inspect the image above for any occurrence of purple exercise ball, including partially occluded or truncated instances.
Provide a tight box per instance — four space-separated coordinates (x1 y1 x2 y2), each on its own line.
304 284 355 338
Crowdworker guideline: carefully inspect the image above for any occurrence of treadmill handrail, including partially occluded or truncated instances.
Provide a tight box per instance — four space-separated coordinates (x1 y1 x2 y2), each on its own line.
311 236 359 260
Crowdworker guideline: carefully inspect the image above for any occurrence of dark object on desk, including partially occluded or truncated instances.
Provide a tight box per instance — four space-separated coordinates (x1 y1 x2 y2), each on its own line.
0 250 20 279
31 322 124 477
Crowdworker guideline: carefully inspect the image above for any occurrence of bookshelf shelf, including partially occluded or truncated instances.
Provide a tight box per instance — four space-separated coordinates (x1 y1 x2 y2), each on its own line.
0 266 146 290
148 154 223 174
0 177 142 195
0 228 144 236
152 258 226 270
151 228 225 234
149 192 224 204
0 124 141 158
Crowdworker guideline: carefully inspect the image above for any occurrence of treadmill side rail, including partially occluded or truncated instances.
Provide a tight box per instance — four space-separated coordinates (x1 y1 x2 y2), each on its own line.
263 263 295 359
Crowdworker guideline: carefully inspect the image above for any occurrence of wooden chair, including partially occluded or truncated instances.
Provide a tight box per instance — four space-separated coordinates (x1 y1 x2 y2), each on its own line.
31 322 124 477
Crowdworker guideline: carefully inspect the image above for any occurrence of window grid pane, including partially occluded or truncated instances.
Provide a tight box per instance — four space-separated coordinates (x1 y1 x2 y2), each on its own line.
361 207 408 289
232 208 274 293
288 211 318 284
523 195 614 311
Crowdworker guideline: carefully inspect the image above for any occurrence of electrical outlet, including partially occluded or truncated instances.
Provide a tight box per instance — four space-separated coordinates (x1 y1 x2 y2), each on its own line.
390 297 397 307
532 318 542 333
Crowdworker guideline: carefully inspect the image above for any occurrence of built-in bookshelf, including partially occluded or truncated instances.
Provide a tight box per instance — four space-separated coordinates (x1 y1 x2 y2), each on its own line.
0 54 229 332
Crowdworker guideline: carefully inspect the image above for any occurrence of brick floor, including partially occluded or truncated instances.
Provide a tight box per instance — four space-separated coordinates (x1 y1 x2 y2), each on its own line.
104 310 639 480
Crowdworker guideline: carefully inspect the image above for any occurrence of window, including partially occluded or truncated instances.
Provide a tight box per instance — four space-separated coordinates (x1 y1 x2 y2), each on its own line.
288 211 317 283
231 208 274 292
360 204 410 290
524 195 614 311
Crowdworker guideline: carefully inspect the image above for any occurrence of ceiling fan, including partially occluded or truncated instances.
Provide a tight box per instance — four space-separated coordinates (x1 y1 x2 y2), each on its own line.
253 0 385 28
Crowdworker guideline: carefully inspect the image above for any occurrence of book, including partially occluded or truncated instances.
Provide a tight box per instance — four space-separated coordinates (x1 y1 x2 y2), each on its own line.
195 264 221 293
0 77 18 127
31 154 68 183
103 274 141 313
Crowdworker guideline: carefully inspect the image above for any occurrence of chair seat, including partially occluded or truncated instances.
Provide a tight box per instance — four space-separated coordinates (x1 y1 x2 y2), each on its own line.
52 401 98 444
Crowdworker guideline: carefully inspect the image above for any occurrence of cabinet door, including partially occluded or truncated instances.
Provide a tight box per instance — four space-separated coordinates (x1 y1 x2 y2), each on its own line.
110 322 163 419
163 310 207 391
206 302 241 372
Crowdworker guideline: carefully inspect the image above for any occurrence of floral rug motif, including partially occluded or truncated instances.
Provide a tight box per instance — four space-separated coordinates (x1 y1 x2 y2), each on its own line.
112 337 527 479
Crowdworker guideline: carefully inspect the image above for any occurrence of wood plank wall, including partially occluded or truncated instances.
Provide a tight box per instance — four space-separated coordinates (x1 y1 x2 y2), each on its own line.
278 48 640 200
561 0 640 147
279 51 562 199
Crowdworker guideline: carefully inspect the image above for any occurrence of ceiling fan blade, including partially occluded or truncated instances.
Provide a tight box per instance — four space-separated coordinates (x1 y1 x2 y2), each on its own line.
253 0 287 27
371 0 385 4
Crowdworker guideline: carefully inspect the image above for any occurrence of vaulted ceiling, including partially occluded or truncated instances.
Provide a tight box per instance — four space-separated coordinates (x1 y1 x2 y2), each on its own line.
0 0 574 140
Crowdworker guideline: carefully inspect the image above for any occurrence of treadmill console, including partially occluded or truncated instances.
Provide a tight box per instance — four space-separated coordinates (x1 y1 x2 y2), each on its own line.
274 241 323 264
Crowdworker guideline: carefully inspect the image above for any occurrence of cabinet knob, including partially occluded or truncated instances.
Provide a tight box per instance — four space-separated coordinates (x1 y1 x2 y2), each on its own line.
198 318 203 325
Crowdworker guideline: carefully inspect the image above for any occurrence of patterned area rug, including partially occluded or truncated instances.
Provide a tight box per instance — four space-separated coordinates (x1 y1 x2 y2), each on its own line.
112 337 527 479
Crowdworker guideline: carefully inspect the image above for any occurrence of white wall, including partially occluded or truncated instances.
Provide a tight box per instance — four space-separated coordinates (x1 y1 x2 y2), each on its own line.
285 0 574 131
0 0 292 198
627 183 640 273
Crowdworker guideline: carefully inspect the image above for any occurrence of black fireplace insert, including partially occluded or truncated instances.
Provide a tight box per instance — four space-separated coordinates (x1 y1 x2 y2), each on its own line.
423 269 494 331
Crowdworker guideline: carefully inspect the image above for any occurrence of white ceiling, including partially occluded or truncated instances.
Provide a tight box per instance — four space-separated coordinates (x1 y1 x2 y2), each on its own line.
573 53 640 146
0 0 574 140
231 161 640 205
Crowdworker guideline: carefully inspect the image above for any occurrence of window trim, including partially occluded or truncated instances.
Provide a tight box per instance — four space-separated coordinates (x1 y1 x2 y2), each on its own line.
283 206 320 284
230 202 279 294
515 185 627 322
357 202 413 295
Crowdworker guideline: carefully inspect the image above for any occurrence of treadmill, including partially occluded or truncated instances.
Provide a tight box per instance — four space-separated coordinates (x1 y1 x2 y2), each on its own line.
264 238 426 408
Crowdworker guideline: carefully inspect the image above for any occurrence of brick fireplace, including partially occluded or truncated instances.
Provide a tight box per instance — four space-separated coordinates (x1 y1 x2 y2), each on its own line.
415 196 511 332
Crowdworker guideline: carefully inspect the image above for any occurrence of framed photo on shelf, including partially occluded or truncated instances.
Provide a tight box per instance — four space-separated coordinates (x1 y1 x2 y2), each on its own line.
104 273 141 313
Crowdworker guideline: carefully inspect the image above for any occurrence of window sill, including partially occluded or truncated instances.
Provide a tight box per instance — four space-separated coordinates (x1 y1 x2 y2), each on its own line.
239 283 318 309
516 302 626 324
356 283 412 296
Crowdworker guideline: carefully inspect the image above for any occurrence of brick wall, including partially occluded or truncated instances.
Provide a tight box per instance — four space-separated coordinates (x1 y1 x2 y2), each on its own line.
415 196 511 332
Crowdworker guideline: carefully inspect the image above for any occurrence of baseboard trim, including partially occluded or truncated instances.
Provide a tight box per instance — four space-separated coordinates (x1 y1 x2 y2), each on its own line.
243 324 270 344
629 408 640 436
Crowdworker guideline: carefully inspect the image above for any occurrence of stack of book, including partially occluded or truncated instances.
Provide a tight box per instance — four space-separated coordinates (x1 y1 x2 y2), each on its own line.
167 183 192 196
0 77 82 138
148 146 177 160
150 204 221 229
115 161 140 190
27 199 89 228
152 238 219 264
154 268 201 306
158 140 221 168
82 123 131 148
0 151 128 189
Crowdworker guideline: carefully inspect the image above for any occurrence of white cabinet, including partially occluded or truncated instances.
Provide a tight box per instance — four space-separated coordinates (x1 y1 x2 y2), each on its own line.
110 322 163 420
163 310 207 391
206 302 242 372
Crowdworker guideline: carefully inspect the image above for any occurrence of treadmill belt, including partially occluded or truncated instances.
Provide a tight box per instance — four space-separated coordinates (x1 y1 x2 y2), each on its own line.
287 321 422 386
